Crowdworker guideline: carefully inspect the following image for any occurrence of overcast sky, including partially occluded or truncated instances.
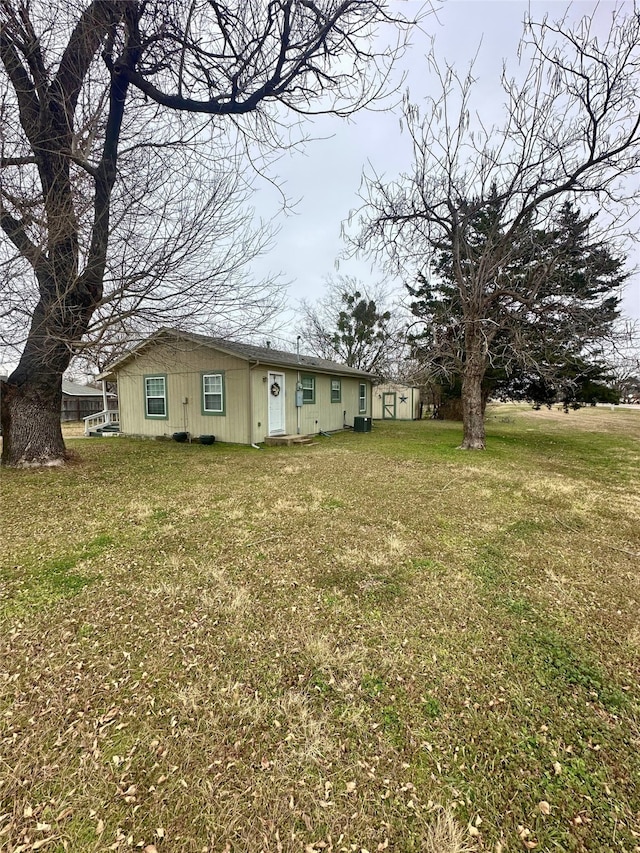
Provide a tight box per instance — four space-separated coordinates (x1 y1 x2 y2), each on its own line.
250 0 640 347
2 1 636 376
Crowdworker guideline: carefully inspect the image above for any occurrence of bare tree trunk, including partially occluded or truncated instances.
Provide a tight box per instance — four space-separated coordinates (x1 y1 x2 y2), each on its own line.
460 325 487 449
1 289 97 465
1 373 66 467
1 299 77 466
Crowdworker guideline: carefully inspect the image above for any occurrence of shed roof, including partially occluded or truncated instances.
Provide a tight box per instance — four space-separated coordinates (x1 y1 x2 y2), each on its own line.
99 328 377 380
62 380 106 397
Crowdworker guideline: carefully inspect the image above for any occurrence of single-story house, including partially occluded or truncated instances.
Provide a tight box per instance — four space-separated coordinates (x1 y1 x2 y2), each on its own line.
61 380 117 422
99 328 374 444
372 382 421 421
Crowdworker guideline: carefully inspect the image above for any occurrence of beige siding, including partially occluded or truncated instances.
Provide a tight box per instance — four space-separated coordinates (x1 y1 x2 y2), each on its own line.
249 367 371 442
116 340 250 442
372 383 421 420
116 339 372 444
297 373 370 436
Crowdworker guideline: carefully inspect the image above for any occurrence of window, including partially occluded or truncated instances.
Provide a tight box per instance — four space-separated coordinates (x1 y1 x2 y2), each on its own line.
302 374 315 404
330 378 341 403
359 383 367 413
202 373 225 414
145 375 167 418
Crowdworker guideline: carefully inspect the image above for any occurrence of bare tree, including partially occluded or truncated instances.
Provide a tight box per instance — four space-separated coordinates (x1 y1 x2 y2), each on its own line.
405 200 627 413
299 275 407 376
604 320 640 403
0 0 413 466
0 146 285 371
355 5 640 448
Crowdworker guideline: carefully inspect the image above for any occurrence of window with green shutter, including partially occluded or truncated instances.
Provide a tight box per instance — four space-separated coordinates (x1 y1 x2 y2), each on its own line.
302 375 315 404
144 375 167 418
202 373 225 414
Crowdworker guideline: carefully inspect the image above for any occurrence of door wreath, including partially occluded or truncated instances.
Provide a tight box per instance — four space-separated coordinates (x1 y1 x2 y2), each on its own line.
270 381 281 396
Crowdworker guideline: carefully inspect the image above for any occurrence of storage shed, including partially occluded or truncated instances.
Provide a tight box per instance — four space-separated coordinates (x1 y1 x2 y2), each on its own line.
372 383 421 421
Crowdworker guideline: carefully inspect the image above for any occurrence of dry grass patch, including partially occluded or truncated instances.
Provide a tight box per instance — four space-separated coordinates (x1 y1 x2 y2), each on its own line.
496 401 640 437
423 808 478 853
61 421 87 439
1 408 639 851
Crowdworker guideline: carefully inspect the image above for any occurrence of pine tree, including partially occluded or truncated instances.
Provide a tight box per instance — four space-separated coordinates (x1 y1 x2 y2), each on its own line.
408 202 626 414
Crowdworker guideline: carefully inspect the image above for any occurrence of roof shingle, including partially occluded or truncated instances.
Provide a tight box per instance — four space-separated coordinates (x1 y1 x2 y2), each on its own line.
102 328 377 379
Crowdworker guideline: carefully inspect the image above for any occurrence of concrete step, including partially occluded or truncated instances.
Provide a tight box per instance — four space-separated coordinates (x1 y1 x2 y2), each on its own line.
264 434 314 447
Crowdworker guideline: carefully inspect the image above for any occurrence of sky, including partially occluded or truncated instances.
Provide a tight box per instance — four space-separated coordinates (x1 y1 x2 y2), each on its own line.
249 0 640 347
1 1 637 376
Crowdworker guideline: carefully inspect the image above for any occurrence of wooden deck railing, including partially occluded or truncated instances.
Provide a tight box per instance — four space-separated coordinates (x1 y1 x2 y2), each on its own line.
83 409 120 435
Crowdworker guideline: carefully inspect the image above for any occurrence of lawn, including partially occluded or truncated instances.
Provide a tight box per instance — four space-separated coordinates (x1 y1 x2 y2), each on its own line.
1 405 639 853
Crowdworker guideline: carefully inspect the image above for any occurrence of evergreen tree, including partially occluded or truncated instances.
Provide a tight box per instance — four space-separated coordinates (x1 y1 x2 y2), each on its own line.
408 202 626 413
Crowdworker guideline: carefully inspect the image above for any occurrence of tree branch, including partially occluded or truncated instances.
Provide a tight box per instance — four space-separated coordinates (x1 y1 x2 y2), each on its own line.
0 16 40 140
0 206 43 269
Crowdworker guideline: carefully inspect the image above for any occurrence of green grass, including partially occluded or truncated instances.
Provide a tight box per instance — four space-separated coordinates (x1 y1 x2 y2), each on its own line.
0 403 638 852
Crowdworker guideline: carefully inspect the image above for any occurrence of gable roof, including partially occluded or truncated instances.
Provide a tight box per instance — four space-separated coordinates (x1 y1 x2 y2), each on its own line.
99 328 376 380
62 380 106 397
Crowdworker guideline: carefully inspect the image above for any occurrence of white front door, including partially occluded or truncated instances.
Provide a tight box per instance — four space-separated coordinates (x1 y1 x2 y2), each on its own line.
268 371 286 435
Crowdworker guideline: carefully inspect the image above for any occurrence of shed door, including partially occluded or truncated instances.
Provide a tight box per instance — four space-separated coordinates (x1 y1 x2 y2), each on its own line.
268 371 286 435
382 392 396 419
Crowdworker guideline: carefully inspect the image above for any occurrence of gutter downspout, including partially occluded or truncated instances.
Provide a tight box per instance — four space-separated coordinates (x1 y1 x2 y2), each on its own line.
249 360 261 448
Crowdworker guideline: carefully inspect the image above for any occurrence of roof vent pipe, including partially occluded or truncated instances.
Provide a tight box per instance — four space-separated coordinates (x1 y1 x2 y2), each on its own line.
297 335 301 363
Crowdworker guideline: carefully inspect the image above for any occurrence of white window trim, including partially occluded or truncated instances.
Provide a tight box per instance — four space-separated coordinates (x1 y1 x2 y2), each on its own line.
202 372 225 415
302 374 315 404
359 383 367 413
145 375 167 419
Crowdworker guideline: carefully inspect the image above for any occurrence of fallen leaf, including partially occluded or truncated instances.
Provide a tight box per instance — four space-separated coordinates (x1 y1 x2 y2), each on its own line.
538 801 551 815
96 819 105 835
345 781 357 794
99 707 120 724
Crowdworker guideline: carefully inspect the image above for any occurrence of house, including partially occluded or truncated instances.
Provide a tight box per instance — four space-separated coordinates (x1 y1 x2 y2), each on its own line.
61 380 117 422
98 328 374 444
372 382 421 421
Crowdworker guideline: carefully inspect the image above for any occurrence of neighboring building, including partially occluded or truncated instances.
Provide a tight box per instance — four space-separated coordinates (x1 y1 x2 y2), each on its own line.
99 328 374 444
372 383 421 421
61 380 117 422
